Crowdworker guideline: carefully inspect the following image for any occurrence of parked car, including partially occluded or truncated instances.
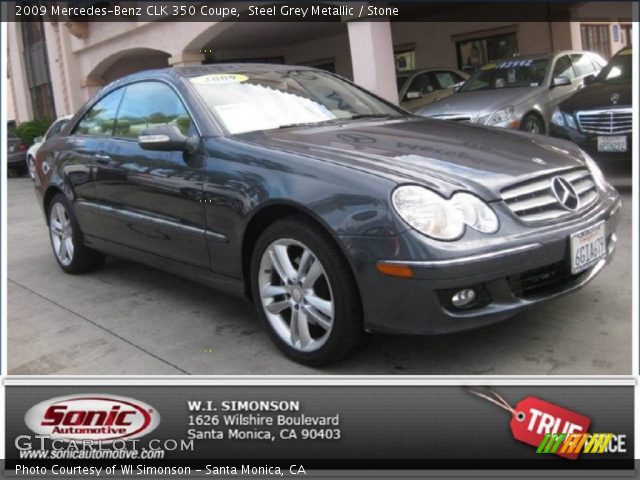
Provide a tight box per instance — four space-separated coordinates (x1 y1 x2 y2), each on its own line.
416 51 606 135
7 127 28 175
396 68 468 111
550 48 632 170
27 115 73 180
35 65 620 365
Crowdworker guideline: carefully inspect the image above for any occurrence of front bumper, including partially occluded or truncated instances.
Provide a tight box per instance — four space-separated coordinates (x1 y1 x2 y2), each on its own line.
340 189 621 335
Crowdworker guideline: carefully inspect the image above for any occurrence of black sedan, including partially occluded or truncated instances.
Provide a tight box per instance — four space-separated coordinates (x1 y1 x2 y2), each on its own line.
34 65 620 365
550 48 632 174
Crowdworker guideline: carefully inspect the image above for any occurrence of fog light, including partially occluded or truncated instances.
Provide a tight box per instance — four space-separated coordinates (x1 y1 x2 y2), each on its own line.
451 289 476 308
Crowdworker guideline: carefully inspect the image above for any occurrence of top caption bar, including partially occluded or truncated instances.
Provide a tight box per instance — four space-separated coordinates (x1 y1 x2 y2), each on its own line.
2 1 631 23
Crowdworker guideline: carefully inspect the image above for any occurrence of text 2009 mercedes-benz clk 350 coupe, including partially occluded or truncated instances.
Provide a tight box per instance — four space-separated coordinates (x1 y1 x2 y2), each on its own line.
34 65 620 365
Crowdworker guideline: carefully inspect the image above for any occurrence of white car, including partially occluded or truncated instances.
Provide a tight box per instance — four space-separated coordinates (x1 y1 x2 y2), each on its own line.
26 115 72 180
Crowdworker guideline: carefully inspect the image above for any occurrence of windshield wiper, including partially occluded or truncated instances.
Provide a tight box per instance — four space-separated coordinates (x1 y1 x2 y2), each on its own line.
276 118 342 130
348 113 396 120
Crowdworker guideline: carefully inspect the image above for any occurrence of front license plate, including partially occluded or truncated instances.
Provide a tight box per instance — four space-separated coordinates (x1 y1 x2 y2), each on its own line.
597 135 627 152
570 222 606 274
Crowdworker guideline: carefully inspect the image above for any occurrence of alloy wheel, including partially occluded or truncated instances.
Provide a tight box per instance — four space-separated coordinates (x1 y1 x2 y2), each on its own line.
258 239 334 352
49 203 75 266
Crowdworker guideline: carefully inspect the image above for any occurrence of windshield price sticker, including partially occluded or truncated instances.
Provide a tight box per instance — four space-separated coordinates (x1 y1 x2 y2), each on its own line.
190 74 249 85
186 399 342 443
497 59 534 69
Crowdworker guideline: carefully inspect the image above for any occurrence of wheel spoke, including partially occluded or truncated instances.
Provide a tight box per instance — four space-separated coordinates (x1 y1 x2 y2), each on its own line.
55 204 66 225
306 293 333 318
295 308 313 348
265 299 290 314
303 304 332 330
296 249 313 281
261 283 288 299
65 238 74 259
51 220 63 236
58 238 68 260
302 260 323 289
269 245 297 282
289 308 299 346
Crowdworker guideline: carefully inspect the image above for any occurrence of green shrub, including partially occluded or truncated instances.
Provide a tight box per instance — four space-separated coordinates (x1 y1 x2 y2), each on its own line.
14 118 51 145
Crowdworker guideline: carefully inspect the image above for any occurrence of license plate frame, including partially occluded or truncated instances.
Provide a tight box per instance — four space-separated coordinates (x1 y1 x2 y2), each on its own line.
570 221 606 275
597 135 627 152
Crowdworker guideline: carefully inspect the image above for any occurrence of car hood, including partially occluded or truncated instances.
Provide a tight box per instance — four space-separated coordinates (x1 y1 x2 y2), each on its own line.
417 87 541 118
239 117 585 201
560 82 631 112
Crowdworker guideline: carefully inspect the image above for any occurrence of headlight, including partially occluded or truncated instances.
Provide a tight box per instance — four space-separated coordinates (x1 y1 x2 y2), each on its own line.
487 106 515 125
581 150 609 191
551 108 577 129
392 186 499 241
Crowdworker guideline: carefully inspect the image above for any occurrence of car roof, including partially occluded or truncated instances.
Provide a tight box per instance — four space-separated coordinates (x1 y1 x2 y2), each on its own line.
490 50 593 64
100 64 325 93
397 68 461 76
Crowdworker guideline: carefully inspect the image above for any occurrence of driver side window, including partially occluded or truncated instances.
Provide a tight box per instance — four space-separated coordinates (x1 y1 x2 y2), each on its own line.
74 89 125 137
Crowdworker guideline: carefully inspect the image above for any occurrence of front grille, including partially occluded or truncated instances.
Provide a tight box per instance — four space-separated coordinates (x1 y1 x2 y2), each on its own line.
576 108 632 135
501 168 598 223
507 261 586 299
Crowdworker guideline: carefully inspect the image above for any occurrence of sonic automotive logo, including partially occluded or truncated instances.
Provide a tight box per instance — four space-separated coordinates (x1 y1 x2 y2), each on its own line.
25 394 160 443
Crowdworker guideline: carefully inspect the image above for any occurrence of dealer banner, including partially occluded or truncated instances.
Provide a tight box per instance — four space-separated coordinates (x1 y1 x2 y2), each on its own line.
2 384 634 476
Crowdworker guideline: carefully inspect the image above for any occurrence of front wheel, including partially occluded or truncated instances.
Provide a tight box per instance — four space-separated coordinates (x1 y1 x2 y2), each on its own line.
250 216 363 366
48 194 105 273
520 114 546 135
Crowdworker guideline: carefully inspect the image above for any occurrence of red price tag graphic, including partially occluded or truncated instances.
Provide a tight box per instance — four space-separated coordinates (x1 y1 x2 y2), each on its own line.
510 396 591 460
468 389 591 461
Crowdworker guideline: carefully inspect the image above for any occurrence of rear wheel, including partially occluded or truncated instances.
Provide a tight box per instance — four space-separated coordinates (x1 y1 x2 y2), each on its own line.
48 194 105 273
520 114 545 135
251 216 363 365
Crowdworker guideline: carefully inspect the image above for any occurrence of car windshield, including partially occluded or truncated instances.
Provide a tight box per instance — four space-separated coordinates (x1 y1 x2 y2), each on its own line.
191 70 402 134
460 58 549 92
596 50 631 84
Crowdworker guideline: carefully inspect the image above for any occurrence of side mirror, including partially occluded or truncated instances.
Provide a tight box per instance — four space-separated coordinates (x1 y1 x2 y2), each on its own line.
34 136 44 144
583 74 597 85
551 76 571 88
405 91 423 100
452 81 465 92
138 125 198 154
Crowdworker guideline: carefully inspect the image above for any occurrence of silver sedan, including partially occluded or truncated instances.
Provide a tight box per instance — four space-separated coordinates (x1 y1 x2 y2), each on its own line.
416 50 606 135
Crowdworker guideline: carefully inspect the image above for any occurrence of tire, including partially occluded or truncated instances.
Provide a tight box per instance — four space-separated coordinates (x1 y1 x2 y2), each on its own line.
27 155 36 180
48 194 105 274
520 114 545 135
250 215 363 366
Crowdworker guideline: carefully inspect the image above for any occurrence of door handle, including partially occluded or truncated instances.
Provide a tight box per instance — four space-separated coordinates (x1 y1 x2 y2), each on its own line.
94 153 111 165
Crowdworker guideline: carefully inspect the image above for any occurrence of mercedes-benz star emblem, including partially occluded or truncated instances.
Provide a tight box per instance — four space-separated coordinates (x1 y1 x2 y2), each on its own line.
551 176 579 211
611 93 620 105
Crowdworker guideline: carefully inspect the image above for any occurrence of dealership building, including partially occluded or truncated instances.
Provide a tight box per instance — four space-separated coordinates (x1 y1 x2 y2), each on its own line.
6 2 633 124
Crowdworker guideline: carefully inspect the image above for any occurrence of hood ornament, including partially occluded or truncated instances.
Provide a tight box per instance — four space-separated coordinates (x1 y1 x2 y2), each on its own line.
611 93 620 105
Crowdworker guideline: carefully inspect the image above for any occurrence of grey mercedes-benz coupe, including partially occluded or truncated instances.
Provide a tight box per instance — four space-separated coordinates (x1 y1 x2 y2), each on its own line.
34 64 620 365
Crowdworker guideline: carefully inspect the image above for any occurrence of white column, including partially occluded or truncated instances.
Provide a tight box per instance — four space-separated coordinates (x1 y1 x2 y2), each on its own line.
347 21 399 104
